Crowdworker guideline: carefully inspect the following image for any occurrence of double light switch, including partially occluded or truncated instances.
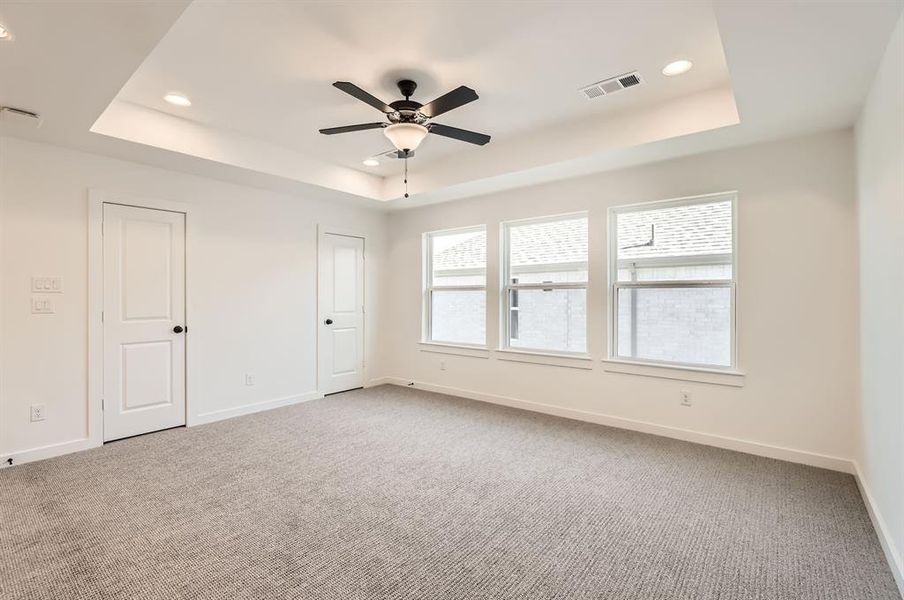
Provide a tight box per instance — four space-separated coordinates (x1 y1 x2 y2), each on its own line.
32 277 63 314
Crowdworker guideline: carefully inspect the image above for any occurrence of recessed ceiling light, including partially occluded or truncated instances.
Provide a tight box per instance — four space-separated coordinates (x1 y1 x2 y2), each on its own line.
0 24 10 39
163 92 192 107
362 158 380 167
662 59 693 77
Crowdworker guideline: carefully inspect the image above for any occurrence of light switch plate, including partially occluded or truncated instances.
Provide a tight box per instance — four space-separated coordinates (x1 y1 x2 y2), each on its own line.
31 297 55 314
31 277 63 293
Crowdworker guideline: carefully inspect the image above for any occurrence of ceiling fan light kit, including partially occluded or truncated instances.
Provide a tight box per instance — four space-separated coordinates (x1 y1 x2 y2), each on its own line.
384 123 428 153
319 78 491 198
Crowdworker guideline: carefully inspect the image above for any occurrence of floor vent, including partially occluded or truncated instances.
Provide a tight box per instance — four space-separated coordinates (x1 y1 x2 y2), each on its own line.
580 71 643 100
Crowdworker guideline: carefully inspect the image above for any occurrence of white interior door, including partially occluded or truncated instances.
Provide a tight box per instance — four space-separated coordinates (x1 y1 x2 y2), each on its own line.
103 204 186 441
318 232 365 395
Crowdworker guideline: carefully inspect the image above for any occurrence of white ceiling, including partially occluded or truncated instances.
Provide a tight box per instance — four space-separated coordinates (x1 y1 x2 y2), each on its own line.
0 1 189 148
114 1 731 177
1 1 901 208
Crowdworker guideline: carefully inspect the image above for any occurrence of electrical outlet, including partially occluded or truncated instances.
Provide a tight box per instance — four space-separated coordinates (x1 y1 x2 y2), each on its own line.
439 361 446 371
30 404 46 422
245 373 256 386
680 391 692 407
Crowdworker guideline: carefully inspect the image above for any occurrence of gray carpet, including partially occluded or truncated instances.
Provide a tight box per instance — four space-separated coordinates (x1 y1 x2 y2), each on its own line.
0 385 898 600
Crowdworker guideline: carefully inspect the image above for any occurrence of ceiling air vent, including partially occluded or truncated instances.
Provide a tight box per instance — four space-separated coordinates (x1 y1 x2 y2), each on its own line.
618 73 641 88
580 71 643 100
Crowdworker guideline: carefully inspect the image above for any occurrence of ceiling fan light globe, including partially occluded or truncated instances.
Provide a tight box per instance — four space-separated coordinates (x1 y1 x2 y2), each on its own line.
384 123 428 152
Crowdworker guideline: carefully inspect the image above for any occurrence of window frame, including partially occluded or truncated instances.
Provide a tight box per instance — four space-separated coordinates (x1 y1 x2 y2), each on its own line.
607 192 739 371
500 212 590 357
423 225 488 348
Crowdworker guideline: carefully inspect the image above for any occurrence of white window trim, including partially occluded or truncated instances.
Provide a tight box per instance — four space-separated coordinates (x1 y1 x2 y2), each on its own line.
418 341 490 358
607 191 740 372
496 348 593 370
601 359 745 387
423 225 488 348
500 212 590 357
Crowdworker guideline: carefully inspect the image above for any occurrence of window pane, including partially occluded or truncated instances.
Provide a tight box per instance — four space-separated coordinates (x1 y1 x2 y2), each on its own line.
616 200 732 282
509 217 587 283
508 288 586 353
431 229 486 287
617 286 731 367
431 290 485 345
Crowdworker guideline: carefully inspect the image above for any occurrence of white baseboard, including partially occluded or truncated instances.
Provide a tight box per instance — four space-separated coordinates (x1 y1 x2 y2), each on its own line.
1 391 327 469
191 390 323 426
377 377 856 474
0 437 100 469
2 391 326 469
3 379 898 592
854 462 904 596
384 377 904 591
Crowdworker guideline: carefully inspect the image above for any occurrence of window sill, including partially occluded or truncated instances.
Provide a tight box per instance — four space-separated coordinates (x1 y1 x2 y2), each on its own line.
496 348 593 370
601 359 745 387
419 342 490 358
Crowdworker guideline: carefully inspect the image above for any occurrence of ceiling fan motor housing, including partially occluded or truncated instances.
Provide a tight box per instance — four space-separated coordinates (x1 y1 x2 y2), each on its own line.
387 100 426 124
389 81 426 123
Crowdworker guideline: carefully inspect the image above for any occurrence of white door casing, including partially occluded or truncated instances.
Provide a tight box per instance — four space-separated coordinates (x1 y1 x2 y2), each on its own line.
318 232 365 395
103 204 186 441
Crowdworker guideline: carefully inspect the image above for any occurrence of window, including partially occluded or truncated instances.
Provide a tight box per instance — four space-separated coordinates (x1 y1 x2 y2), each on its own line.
610 194 736 369
502 214 588 354
424 226 487 346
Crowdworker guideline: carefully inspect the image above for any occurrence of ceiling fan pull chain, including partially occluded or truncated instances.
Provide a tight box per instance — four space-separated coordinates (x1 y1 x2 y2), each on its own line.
404 152 409 198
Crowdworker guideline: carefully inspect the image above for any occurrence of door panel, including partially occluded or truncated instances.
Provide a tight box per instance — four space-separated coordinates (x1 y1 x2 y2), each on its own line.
319 233 364 394
122 219 173 320
331 328 358 375
332 246 357 312
104 204 186 441
121 341 173 411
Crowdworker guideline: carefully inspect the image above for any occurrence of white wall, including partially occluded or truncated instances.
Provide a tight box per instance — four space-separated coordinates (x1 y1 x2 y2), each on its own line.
0 128 866 475
0 136 388 464
855 12 904 589
382 129 860 470
0 88 895 580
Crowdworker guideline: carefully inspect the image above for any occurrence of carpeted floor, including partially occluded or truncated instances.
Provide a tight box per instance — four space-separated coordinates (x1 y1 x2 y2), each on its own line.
0 385 898 600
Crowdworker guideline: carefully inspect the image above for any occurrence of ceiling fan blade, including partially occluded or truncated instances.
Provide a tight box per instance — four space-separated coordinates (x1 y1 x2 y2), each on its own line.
332 81 394 113
419 86 479 118
428 123 491 145
319 122 387 135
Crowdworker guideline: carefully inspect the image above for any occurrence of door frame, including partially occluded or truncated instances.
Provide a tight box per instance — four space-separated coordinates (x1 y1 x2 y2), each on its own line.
316 224 367 395
87 189 191 446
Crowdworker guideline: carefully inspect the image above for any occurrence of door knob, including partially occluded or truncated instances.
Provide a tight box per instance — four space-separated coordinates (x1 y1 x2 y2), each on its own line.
173 325 184 334
324 319 333 325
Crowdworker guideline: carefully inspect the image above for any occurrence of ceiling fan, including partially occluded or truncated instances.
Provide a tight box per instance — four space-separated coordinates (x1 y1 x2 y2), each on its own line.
319 79 491 154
